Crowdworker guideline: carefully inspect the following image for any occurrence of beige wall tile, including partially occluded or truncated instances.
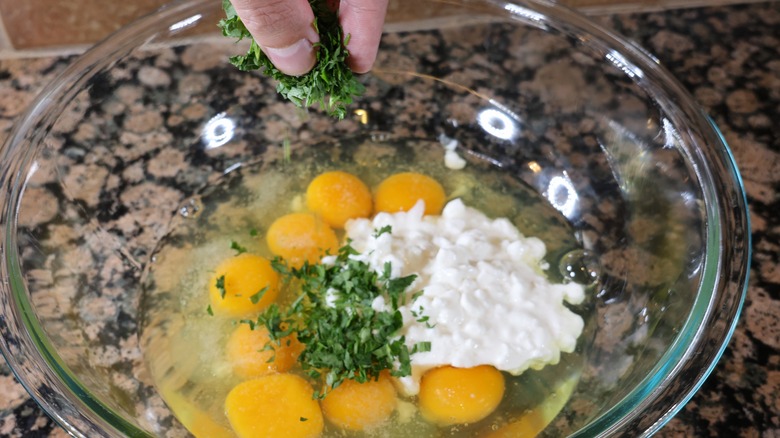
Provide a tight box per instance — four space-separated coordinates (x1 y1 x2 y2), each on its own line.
0 0 168 49
0 0 766 52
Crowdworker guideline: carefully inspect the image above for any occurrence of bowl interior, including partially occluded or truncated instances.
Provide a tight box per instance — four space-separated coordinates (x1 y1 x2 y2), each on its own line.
1 0 748 436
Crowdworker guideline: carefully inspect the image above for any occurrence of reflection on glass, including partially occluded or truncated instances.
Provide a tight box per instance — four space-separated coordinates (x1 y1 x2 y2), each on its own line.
223 162 242 175
477 106 520 141
504 3 547 26
202 113 235 149
606 50 644 79
545 174 579 219
662 118 682 150
353 109 369 125
169 14 202 32
25 161 40 185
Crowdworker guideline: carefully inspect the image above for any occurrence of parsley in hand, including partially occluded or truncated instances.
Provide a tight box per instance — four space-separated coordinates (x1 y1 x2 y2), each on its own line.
218 0 365 119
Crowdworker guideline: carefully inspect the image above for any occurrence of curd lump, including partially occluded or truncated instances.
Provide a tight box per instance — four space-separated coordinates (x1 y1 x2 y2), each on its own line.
343 199 586 395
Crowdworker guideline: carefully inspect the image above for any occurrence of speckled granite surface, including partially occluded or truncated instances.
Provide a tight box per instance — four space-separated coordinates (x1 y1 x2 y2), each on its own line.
0 2 778 437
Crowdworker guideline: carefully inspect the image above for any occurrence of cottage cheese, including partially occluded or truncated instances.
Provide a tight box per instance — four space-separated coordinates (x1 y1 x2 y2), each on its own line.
344 199 585 395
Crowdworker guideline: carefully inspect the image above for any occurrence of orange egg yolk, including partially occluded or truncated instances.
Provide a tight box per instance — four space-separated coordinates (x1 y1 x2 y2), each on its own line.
225 374 324 438
418 365 505 426
266 213 339 268
160 386 233 438
208 253 279 317
306 171 373 229
321 373 397 431
374 172 446 215
225 324 304 379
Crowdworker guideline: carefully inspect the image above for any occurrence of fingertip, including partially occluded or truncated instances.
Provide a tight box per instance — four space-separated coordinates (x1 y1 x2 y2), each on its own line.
231 0 320 76
340 0 389 74
346 51 377 74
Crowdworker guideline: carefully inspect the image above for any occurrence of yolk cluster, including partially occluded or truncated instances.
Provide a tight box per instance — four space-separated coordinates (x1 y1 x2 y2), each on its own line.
208 253 279 317
225 374 324 438
321 373 398 431
419 365 505 426
226 324 303 379
202 170 500 438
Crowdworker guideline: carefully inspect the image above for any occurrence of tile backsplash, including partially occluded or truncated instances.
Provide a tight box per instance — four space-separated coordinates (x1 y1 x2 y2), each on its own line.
0 0 168 51
0 0 761 56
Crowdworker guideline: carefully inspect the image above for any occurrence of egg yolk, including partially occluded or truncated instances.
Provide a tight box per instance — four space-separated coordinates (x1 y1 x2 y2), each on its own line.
374 172 446 215
226 324 304 379
306 171 373 229
225 374 324 438
160 386 233 438
266 213 339 268
188 412 234 438
418 365 505 426
208 253 279 317
321 373 397 431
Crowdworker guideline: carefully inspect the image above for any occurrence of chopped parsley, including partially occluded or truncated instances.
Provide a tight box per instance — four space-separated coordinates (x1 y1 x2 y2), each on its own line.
215 275 227 299
283 136 292 164
206 305 214 316
218 0 365 119
250 241 427 398
230 240 248 255
249 287 268 305
249 228 259 237
373 225 392 238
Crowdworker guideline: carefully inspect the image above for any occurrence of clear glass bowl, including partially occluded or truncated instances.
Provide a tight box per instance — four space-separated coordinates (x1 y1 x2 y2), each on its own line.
0 0 749 436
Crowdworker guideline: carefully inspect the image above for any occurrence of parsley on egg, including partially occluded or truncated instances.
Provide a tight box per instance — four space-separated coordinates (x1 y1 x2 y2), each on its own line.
215 275 227 299
249 241 427 398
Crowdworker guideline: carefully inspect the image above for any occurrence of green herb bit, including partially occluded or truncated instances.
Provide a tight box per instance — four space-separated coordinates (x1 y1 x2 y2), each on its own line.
413 342 432 353
249 287 268 304
206 305 214 316
239 318 256 330
218 0 365 119
283 136 291 164
230 240 248 255
373 225 392 238
249 228 259 237
300 417 308 422
215 275 227 299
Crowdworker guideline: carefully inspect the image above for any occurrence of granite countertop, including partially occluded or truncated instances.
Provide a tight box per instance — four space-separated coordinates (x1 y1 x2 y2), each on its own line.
1 2 778 437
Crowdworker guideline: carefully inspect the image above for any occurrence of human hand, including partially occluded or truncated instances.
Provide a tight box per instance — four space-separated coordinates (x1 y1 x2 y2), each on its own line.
231 0 389 76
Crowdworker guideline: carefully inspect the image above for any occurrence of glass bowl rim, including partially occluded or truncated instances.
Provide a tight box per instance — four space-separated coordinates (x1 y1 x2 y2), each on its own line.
0 0 750 436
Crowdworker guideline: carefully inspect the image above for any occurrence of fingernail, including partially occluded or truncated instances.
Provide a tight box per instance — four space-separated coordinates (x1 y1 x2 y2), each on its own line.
264 38 317 76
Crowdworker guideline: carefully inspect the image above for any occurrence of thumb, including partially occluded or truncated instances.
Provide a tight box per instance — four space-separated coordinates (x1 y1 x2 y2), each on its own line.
231 0 320 76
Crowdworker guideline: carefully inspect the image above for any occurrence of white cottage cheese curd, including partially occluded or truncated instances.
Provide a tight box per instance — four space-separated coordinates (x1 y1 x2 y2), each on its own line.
344 199 585 395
